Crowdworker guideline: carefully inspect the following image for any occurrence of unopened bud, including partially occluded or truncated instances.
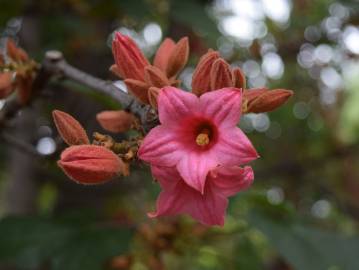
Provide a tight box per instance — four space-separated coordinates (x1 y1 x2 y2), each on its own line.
112 32 149 80
191 51 220 95
96 110 135 133
109 64 122 78
52 110 90 145
6 39 29 62
58 145 125 184
0 72 14 99
232 67 246 89
210 58 233 90
246 89 293 113
144 65 170 88
153 38 176 72
148 87 160 108
166 37 189 78
124 78 150 104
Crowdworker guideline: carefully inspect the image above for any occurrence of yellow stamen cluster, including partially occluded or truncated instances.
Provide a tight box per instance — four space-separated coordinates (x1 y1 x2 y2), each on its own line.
196 133 210 146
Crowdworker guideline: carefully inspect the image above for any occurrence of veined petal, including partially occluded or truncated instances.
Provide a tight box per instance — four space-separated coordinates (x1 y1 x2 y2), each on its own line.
138 125 183 167
153 38 176 71
158 87 199 126
215 127 259 166
151 165 182 190
149 166 227 226
210 166 254 197
176 151 218 193
199 88 242 128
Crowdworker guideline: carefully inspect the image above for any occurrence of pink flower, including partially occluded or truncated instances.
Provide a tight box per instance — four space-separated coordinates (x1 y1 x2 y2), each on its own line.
138 87 258 193
149 165 254 226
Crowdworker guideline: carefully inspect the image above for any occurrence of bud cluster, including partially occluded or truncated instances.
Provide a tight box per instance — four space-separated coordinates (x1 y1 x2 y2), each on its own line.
0 39 37 104
52 32 294 226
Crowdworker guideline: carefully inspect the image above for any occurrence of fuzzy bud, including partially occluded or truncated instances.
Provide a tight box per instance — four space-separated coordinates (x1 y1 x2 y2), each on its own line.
144 65 170 88
58 145 125 184
124 78 150 104
6 39 28 62
96 110 135 133
109 64 122 78
166 37 189 78
191 51 220 95
153 38 176 72
246 89 294 113
232 67 246 89
52 110 90 145
112 32 149 81
148 87 160 108
210 58 233 90
0 72 14 99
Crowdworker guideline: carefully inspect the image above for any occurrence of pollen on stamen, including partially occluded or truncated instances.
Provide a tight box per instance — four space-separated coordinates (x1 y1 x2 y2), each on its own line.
196 133 210 146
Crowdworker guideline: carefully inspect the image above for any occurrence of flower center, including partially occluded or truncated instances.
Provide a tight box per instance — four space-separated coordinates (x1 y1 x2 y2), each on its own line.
195 128 211 146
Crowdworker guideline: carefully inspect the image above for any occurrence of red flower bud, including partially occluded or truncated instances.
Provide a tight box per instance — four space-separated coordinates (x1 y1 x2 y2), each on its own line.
96 110 135 133
144 65 170 88
210 58 233 90
153 38 176 72
109 64 122 78
0 72 14 99
232 67 246 89
52 110 90 145
148 87 160 108
191 51 220 95
6 39 29 62
58 145 125 184
166 37 189 78
245 89 293 113
112 32 149 81
124 78 150 104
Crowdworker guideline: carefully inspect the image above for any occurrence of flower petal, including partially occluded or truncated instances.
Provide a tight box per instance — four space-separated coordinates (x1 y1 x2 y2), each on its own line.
215 127 259 166
158 87 199 126
210 166 254 197
176 151 218 193
138 125 183 167
199 88 242 128
151 165 182 190
149 166 227 226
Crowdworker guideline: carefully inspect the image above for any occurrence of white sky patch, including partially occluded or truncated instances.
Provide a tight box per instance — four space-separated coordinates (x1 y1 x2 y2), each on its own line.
343 26 359 54
262 52 284 79
143 23 162 46
262 0 291 24
36 137 56 156
220 16 255 41
320 67 342 89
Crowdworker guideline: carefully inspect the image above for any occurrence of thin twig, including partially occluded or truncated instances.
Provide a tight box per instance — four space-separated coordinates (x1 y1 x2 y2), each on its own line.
40 51 158 130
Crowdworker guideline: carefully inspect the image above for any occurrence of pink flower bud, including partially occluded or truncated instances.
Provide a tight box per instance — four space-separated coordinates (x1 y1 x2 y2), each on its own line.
6 39 29 62
153 38 176 72
148 87 160 108
112 32 149 81
0 72 14 99
52 110 90 145
166 37 189 78
210 58 233 90
246 89 294 113
58 145 125 184
144 65 170 88
96 110 135 133
124 78 150 104
232 67 246 89
191 51 220 96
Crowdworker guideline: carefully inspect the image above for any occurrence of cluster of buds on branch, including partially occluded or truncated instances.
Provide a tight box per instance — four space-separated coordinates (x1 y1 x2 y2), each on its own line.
0 39 37 104
52 32 293 226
